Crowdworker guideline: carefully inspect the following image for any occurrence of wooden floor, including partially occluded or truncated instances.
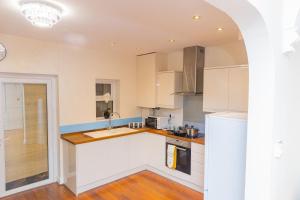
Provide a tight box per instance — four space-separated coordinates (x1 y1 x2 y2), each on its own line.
1 171 204 200
5 129 48 183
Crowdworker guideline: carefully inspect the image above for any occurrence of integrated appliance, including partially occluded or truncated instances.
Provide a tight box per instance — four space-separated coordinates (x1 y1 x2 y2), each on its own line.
166 137 191 175
204 112 247 200
145 116 169 129
174 46 205 95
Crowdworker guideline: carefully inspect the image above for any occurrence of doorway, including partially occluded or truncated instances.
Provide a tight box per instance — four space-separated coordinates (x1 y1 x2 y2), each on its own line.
0 74 58 197
205 1 276 199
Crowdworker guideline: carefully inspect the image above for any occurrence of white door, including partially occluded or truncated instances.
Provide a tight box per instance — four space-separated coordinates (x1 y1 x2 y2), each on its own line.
0 75 57 197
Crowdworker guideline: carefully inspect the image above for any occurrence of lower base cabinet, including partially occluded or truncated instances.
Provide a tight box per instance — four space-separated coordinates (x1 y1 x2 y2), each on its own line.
62 132 205 195
128 133 148 169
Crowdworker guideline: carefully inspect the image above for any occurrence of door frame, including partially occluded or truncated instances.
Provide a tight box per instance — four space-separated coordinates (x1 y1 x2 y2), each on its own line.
0 73 58 197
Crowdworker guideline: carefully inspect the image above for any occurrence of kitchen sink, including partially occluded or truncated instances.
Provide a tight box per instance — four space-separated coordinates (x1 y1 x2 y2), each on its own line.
83 127 137 138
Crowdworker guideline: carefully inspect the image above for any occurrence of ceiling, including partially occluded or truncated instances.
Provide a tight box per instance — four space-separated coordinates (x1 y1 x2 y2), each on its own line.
0 0 241 54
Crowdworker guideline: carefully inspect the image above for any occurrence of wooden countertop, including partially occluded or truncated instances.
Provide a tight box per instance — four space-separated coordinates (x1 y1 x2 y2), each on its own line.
61 127 205 145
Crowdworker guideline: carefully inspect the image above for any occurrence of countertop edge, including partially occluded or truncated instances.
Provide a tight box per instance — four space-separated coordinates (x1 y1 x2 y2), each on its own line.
61 128 205 145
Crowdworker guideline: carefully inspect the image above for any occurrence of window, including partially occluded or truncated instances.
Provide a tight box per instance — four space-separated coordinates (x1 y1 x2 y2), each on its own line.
96 79 119 119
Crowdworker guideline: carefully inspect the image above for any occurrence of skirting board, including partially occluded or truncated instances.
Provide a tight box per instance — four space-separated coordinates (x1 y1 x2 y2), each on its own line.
60 165 203 196
77 166 147 195
146 166 203 193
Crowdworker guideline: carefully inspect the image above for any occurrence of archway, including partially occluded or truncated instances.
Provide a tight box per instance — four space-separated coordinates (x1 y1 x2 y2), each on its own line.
205 1 276 200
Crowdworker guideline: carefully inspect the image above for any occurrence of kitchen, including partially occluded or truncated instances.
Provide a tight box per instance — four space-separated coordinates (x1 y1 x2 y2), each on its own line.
0 0 249 200
60 44 248 198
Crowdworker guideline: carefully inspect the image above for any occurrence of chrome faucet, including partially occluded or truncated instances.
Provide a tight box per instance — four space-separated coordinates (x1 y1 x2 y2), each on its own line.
108 112 121 129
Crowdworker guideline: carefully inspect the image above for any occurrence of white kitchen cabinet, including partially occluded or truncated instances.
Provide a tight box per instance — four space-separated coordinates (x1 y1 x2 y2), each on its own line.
203 66 248 112
157 71 183 109
145 133 166 170
136 53 167 108
62 141 77 193
191 143 205 189
228 67 248 111
149 138 205 192
128 133 148 169
62 132 204 195
203 68 229 112
76 137 129 187
63 136 132 195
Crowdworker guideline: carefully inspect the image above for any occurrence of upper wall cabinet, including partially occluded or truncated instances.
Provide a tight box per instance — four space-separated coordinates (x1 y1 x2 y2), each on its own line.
228 67 249 111
203 66 248 112
157 71 183 109
136 53 167 108
203 68 229 112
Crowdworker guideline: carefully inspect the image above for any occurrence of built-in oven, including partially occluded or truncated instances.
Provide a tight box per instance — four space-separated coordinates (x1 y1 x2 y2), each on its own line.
166 137 191 175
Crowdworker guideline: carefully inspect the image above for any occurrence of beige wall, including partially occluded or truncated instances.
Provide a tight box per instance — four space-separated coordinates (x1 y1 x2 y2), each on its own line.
165 40 248 71
0 34 138 126
205 40 248 67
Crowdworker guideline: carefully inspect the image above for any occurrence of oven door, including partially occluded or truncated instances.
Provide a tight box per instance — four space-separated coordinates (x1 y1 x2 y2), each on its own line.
166 143 191 175
175 145 191 175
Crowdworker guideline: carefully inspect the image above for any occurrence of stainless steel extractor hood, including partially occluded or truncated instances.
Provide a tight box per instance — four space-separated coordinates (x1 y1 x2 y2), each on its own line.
175 46 205 95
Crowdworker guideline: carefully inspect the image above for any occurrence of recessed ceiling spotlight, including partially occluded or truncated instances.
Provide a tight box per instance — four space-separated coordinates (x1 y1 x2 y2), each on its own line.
192 15 201 20
217 27 224 31
20 1 63 28
169 39 175 43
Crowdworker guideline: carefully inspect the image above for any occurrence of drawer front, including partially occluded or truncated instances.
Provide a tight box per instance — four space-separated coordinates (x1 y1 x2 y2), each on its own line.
192 143 205 153
191 151 205 164
191 161 204 174
191 170 205 187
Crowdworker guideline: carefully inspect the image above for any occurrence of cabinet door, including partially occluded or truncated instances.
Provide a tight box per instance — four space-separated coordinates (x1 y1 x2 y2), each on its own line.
157 72 175 108
228 67 248 111
203 68 229 112
191 143 205 189
146 134 166 170
128 133 148 169
136 54 157 108
76 137 129 187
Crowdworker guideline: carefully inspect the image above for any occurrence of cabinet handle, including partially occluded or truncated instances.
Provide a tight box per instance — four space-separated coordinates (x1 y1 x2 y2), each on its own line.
176 147 187 151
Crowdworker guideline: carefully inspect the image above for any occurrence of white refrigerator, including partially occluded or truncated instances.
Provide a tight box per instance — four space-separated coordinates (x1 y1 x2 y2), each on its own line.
204 112 247 200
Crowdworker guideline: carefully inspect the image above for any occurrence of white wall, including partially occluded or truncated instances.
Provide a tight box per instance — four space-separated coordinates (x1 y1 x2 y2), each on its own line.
272 45 300 200
0 34 138 126
165 40 248 71
205 1 300 200
139 107 183 128
241 1 300 200
205 40 248 67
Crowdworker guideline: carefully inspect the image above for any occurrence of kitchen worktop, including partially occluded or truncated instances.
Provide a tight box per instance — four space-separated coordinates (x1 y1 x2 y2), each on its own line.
61 127 205 145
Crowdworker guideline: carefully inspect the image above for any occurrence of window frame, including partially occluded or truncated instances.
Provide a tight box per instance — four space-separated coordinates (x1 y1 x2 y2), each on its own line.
95 79 118 120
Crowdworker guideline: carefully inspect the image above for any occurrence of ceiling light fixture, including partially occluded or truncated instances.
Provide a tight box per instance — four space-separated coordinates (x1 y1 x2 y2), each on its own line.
192 15 201 20
217 27 223 31
20 1 63 28
169 39 175 43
